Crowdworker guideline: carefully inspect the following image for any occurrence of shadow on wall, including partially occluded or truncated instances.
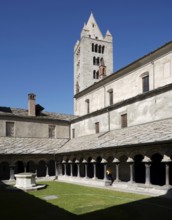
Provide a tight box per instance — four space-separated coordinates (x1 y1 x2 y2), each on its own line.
0 180 172 220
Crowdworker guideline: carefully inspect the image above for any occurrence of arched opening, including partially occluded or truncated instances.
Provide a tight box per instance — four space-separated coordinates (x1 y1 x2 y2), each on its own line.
96 71 99 79
93 56 96 65
107 156 115 180
134 154 145 183
87 157 93 178
72 159 77 177
0 162 10 180
66 160 70 176
92 43 94 52
15 161 24 174
95 44 98 53
80 158 85 177
96 157 104 179
150 153 165 186
37 160 46 177
119 155 129 182
93 70 96 79
102 46 105 54
26 161 35 173
99 45 101 53
48 160 55 176
97 57 99 65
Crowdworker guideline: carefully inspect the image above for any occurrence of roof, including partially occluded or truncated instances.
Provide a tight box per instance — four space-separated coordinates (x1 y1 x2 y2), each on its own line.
58 118 172 154
0 118 172 155
0 137 69 155
0 107 77 121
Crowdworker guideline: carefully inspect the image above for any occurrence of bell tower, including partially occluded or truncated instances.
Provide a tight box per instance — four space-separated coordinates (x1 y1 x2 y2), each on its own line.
74 13 113 95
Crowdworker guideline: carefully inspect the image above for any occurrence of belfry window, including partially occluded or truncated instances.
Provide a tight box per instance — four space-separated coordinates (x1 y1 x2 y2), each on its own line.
92 43 94 52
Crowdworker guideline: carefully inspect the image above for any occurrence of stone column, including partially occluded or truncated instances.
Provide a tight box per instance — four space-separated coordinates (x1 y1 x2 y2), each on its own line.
75 160 80 178
68 160 73 177
112 158 120 182
91 159 97 179
9 165 15 181
62 160 66 176
162 156 171 187
55 162 58 179
142 156 151 186
101 158 107 181
127 158 134 183
46 163 49 177
145 163 151 185
83 159 88 178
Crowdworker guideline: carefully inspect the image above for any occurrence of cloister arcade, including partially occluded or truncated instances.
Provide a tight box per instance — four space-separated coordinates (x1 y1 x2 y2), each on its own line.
1 146 172 190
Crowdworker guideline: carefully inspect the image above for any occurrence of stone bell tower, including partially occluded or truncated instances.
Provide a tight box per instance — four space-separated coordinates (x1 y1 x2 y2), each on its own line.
74 12 113 95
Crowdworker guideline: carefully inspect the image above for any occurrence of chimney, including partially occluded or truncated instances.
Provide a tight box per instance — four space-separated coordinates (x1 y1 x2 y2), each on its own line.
28 93 36 116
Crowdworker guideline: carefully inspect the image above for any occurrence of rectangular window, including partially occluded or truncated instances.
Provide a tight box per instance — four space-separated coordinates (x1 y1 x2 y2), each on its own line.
6 122 14 137
72 128 75 138
95 122 100 133
121 114 127 128
142 75 149 92
49 125 55 138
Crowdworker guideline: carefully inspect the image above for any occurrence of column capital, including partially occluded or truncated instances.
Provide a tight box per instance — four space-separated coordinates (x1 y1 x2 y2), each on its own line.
142 156 151 163
101 158 107 164
127 157 134 164
162 155 171 163
112 158 120 164
91 158 96 163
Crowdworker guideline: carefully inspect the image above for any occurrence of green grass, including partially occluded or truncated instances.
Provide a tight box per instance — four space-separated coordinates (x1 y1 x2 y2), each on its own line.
1 181 172 220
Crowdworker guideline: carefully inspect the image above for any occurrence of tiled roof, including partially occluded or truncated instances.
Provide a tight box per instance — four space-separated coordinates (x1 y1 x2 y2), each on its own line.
0 107 77 121
0 118 172 155
0 137 69 154
58 118 172 153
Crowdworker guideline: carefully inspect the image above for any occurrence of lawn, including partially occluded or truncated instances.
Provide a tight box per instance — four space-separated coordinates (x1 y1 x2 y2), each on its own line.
0 181 172 220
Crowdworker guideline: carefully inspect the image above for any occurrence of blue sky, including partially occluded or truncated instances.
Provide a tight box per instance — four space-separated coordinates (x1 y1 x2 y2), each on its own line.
0 0 172 114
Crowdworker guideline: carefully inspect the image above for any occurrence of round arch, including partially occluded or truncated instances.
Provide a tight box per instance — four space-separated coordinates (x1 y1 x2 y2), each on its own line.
134 154 145 183
150 153 165 186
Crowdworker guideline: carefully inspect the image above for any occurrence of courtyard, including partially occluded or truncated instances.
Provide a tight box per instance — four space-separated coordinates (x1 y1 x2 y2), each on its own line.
1 181 172 220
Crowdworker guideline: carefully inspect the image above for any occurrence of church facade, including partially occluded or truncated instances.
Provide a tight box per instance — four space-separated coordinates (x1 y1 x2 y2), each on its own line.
1 13 172 194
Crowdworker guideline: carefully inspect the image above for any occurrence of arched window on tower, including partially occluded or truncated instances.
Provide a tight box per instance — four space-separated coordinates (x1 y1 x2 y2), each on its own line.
97 57 99 65
93 70 96 79
96 71 99 79
102 46 105 54
95 44 98 53
92 43 94 52
99 45 101 53
93 57 96 65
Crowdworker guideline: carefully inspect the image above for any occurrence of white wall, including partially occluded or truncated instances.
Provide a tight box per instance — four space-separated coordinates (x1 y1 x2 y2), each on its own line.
72 90 172 138
75 51 172 116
